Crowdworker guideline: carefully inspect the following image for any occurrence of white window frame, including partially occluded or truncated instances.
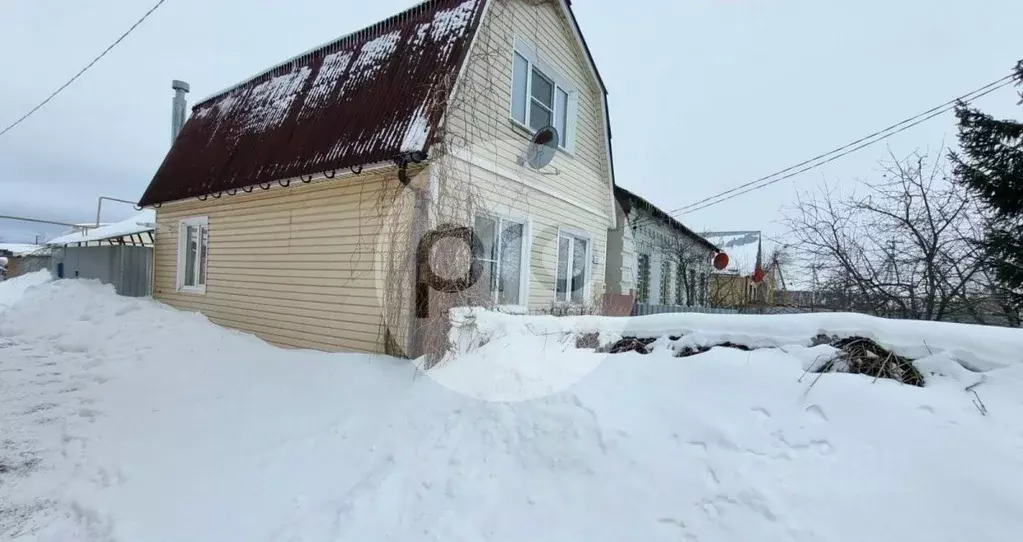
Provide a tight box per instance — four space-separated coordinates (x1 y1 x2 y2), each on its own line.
675 263 686 306
637 253 651 303
473 213 531 307
176 216 209 294
555 227 592 304
510 37 579 153
700 272 709 306
659 258 673 305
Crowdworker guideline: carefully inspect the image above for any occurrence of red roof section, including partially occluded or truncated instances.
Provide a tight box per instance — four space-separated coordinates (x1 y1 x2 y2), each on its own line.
139 0 485 206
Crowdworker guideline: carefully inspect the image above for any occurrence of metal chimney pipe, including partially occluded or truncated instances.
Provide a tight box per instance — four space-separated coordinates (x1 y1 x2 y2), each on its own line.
171 80 190 144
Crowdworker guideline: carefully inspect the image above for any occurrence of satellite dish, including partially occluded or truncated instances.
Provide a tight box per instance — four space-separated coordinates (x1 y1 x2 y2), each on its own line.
524 126 559 169
713 252 729 271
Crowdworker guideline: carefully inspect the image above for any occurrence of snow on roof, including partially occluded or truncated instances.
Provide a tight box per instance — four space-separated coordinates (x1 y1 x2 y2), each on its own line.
614 186 720 253
139 0 485 207
0 243 50 257
47 210 156 246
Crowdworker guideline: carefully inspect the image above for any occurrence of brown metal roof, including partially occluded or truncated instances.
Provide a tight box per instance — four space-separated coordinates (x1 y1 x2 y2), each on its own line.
139 0 485 206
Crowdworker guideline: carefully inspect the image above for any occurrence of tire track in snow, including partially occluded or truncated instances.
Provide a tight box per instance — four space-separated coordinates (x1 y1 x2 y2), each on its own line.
0 333 114 539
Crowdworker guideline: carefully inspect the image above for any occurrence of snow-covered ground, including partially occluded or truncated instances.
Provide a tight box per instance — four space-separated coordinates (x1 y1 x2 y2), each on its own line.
2 272 1023 541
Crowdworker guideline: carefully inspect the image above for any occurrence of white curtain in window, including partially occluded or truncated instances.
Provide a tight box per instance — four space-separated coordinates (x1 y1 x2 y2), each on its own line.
556 236 570 301
499 222 523 305
571 237 587 303
474 216 498 297
512 53 528 124
198 226 208 285
556 234 588 303
184 225 198 286
474 216 525 305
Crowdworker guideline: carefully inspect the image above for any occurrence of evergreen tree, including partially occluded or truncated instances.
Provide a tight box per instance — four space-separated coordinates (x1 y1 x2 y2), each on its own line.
951 60 1023 310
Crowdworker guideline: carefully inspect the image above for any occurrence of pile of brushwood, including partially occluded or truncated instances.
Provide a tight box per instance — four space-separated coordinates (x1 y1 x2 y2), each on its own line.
577 332 925 386
673 341 752 358
811 335 925 387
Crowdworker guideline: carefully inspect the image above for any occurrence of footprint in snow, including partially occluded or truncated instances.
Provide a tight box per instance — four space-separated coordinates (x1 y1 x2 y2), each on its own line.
22 403 58 415
686 440 708 453
114 304 140 317
705 465 721 487
78 407 99 417
657 517 687 528
72 373 109 385
804 404 828 422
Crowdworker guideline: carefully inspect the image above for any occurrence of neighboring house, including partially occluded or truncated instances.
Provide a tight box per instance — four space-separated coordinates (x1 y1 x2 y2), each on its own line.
137 0 617 355
704 231 786 307
606 186 719 307
0 244 50 279
47 211 156 297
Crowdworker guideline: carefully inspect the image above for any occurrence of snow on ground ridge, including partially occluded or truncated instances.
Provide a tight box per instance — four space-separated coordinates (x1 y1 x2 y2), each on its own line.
0 269 53 314
2 278 1023 541
449 306 1023 373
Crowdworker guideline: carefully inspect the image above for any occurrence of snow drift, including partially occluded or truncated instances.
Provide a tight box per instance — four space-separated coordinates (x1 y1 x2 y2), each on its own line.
2 278 1022 541
0 269 53 314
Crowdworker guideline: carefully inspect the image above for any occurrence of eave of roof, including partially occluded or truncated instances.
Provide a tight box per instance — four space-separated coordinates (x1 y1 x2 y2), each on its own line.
47 210 156 246
615 186 721 253
559 0 617 221
139 0 485 207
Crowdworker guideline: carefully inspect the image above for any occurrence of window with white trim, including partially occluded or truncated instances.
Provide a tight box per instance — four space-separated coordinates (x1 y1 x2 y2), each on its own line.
556 232 589 303
700 272 708 306
637 254 651 303
689 269 698 305
660 259 673 304
177 217 209 292
675 263 686 305
474 215 528 305
511 47 575 150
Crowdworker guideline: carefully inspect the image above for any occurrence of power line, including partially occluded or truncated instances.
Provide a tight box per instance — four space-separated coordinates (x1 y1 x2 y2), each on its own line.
680 78 1013 216
671 74 1014 216
0 0 167 139
628 71 1017 230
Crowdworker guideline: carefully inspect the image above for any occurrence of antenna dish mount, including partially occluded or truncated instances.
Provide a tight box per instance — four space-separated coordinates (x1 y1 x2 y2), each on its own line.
524 126 559 170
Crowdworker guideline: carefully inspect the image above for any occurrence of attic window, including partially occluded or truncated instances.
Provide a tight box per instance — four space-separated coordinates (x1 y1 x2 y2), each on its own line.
511 44 577 152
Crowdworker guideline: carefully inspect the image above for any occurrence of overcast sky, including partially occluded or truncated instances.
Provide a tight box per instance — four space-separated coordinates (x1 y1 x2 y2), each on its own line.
1 0 1020 246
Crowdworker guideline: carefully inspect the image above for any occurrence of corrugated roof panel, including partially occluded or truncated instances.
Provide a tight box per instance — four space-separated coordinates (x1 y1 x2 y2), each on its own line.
139 0 485 206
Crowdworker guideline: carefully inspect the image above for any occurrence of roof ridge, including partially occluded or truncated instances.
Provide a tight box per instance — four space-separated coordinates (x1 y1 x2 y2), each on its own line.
194 0 452 108
140 0 485 205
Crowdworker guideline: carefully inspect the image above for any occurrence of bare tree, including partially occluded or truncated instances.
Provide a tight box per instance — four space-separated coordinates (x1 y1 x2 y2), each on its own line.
784 150 994 322
658 234 707 306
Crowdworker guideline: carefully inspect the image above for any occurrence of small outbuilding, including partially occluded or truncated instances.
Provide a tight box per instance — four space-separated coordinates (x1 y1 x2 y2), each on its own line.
47 211 156 297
